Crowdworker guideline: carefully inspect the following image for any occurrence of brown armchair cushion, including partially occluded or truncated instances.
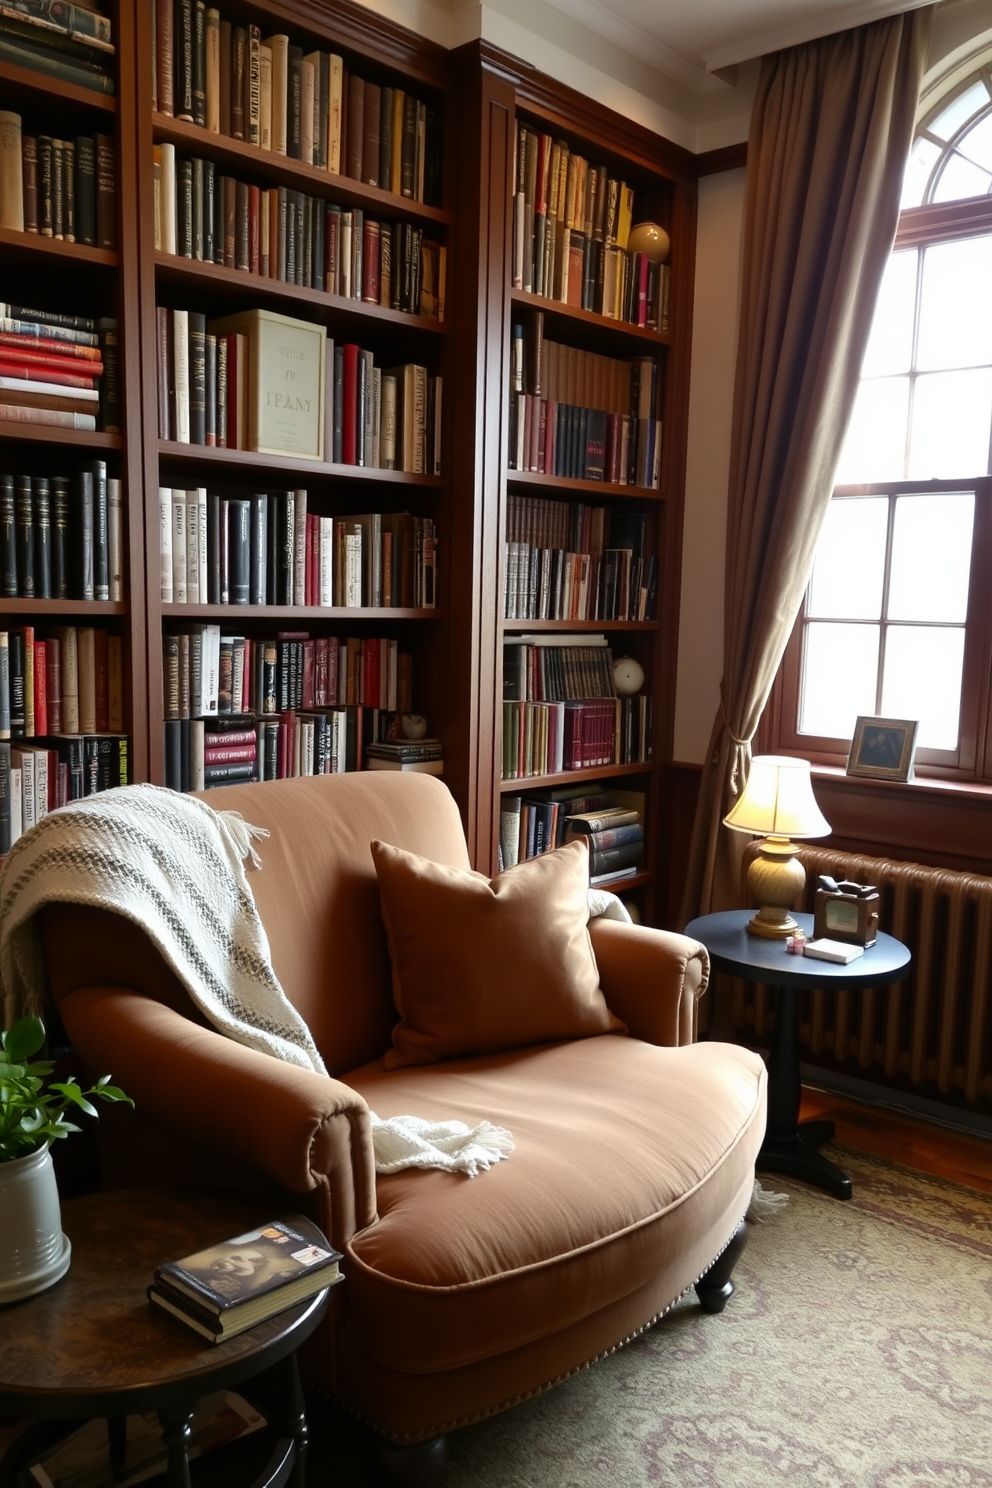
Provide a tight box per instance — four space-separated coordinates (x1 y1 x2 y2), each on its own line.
371 838 626 1069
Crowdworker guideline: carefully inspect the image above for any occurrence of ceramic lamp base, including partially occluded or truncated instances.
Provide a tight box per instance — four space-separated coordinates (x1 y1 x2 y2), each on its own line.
745 837 806 939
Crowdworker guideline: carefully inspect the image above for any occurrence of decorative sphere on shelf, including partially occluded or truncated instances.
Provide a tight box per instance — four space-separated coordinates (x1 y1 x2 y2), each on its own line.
613 656 645 696
626 222 670 264
401 714 428 740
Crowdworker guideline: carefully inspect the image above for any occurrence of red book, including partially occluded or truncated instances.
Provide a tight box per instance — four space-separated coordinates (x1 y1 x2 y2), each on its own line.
362 220 380 305
45 637 62 734
0 333 102 363
33 641 47 739
361 638 380 708
306 512 318 606
326 636 340 707
278 710 295 779
0 347 102 378
301 640 315 710
203 743 256 764
341 343 359 465
635 252 649 328
203 728 256 748
0 360 96 389
248 184 261 274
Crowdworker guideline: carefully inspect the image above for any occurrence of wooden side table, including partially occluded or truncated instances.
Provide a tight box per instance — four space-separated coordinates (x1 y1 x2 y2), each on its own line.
0 1188 332 1488
686 911 912 1199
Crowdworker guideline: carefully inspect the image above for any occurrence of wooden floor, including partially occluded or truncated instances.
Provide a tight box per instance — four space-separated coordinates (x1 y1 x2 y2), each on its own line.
800 1084 992 1194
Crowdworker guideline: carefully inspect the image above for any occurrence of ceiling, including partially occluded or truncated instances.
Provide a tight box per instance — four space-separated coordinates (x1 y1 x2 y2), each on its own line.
535 0 938 92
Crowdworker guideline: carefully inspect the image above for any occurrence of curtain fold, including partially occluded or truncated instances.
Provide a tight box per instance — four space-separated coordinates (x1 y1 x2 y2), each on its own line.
678 8 933 933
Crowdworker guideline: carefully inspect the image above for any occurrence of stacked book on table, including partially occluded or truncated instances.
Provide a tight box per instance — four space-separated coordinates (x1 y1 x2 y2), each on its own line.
147 1214 343 1343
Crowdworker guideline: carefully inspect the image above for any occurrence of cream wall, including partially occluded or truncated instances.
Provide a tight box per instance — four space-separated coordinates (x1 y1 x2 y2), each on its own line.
672 170 746 764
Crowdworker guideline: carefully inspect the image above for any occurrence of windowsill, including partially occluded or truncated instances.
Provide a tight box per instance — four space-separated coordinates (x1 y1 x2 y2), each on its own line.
810 763 992 804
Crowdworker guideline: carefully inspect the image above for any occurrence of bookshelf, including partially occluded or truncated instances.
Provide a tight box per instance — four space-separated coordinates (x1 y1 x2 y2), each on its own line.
131 0 453 791
450 44 698 919
0 7 700 926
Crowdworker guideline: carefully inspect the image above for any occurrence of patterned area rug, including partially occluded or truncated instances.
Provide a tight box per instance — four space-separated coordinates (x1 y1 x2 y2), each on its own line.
437 1149 992 1488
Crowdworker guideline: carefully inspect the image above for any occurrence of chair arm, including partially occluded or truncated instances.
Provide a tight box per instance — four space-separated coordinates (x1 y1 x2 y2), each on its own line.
57 987 378 1244
588 919 709 1046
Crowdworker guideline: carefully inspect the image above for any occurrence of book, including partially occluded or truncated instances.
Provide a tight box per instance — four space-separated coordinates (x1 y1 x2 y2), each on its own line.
149 1214 342 1342
802 939 866 964
207 308 325 460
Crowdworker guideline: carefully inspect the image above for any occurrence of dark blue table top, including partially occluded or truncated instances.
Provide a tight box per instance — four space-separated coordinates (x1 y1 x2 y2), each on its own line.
684 910 912 990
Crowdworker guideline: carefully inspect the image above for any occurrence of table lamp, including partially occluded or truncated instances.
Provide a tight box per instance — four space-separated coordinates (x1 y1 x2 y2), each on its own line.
723 755 831 938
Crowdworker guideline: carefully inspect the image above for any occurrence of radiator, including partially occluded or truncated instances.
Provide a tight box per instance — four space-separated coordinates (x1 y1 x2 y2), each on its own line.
734 845 992 1107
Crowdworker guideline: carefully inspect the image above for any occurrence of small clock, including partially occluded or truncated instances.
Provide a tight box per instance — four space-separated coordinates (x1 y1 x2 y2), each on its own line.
813 878 880 947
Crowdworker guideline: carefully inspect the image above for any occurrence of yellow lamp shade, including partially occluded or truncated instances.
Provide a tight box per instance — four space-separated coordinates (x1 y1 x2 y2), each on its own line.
723 756 830 938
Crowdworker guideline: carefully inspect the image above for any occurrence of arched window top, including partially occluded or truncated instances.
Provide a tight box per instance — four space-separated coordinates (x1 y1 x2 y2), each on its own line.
902 66 992 208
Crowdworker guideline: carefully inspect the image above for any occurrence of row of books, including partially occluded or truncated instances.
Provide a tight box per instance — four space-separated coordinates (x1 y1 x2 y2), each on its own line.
499 785 646 883
0 303 119 434
163 628 415 720
152 1 442 207
156 307 441 474
0 732 128 851
501 695 652 779
161 488 437 611
2 464 123 602
164 708 438 792
503 635 619 703
505 498 656 622
0 624 124 740
154 146 445 320
512 121 670 328
0 112 116 246
0 2 114 95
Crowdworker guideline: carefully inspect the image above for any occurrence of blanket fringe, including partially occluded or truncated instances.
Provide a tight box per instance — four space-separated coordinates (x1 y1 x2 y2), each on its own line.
216 810 270 869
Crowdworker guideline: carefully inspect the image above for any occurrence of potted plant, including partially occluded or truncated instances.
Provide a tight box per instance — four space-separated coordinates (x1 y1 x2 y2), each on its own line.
0 1014 132 1302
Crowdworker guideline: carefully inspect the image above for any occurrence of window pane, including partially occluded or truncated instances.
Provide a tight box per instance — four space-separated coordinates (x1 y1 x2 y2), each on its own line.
908 370 992 478
901 137 940 208
835 378 909 484
960 112 992 173
881 626 965 750
932 153 992 203
888 493 974 622
927 81 990 143
808 498 887 618
861 250 916 377
800 622 879 738
916 236 992 370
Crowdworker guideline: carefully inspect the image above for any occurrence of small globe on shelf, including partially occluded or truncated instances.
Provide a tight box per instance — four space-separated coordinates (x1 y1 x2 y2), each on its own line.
613 657 645 696
626 222 670 264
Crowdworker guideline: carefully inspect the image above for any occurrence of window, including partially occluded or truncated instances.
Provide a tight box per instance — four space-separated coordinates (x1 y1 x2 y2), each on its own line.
772 66 992 782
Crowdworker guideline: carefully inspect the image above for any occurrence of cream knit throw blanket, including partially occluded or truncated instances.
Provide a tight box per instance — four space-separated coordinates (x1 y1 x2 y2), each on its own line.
0 785 520 1177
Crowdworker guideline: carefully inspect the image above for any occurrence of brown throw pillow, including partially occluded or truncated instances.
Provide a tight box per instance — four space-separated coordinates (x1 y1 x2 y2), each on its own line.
371 837 626 1069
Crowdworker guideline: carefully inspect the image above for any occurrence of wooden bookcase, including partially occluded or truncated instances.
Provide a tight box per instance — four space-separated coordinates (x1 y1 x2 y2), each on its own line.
448 45 698 920
0 8 700 927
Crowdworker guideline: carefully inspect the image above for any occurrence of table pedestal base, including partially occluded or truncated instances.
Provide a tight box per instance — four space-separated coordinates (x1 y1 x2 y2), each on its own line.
758 1118 853 1200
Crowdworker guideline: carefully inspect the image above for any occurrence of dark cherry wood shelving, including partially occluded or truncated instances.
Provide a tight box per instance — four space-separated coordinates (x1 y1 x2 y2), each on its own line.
510 288 671 350
163 604 441 621
0 427 123 452
156 441 444 485
0 228 117 269
0 59 117 114
499 762 654 792
506 469 665 501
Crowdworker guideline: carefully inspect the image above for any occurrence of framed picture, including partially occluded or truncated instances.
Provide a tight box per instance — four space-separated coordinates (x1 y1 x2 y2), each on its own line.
846 716 919 781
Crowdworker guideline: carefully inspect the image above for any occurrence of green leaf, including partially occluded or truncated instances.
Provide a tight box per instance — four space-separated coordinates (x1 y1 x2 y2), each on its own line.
51 1083 99 1119
2 1016 46 1063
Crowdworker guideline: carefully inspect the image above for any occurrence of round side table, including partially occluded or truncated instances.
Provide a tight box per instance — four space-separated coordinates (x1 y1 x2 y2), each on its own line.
0 1187 332 1488
686 911 912 1200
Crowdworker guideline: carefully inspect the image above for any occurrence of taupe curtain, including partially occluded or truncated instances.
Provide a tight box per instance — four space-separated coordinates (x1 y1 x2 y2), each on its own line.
679 8 933 930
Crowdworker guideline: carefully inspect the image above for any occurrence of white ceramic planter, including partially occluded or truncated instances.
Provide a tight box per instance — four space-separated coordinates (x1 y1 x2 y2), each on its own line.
0 1143 71 1302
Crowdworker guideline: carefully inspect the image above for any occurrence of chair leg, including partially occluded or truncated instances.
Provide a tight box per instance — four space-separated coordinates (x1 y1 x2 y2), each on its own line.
367 1432 448 1487
694 1219 748 1314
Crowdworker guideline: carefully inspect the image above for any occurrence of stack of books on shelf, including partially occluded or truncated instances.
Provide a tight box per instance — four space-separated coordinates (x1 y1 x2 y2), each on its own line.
0 110 116 246
504 494 656 622
0 1 115 96
160 486 437 610
512 122 670 329
365 736 443 775
502 634 651 780
154 144 445 318
509 313 661 486
3 461 123 600
499 784 645 883
0 305 118 434
152 4 442 207
147 1213 343 1343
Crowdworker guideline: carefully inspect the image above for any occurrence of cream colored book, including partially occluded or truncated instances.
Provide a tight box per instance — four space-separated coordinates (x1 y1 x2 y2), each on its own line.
327 53 343 174
0 111 24 232
265 34 289 155
207 309 325 461
160 141 177 255
259 42 272 151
